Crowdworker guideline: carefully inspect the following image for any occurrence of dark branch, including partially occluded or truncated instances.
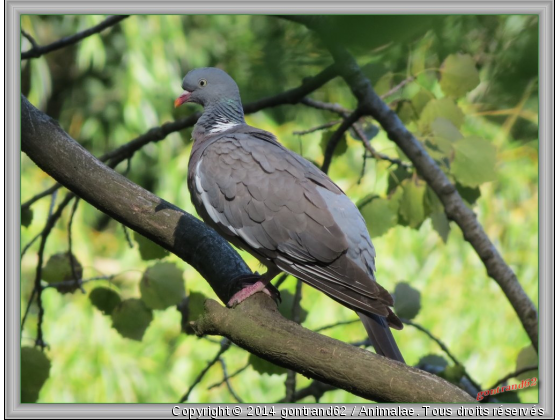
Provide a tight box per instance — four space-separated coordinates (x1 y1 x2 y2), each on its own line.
321 109 362 173
179 338 232 403
21 15 129 60
487 365 538 391
285 15 538 351
301 98 411 168
217 358 244 403
402 318 481 392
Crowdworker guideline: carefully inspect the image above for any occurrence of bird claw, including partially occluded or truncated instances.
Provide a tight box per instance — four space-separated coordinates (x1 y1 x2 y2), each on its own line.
227 273 281 307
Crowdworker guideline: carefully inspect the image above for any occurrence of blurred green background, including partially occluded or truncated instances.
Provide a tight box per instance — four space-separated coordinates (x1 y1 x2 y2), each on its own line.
20 15 538 403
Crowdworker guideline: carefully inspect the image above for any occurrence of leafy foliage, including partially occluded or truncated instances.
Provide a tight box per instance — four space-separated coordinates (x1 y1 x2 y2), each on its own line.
21 347 51 403
41 252 83 294
89 287 122 315
249 354 286 376
134 231 170 261
393 283 421 320
140 262 185 310
20 14 538 403
111 298 153 341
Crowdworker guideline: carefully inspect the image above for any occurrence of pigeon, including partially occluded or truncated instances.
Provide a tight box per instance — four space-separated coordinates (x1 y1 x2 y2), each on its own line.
175 67 405 363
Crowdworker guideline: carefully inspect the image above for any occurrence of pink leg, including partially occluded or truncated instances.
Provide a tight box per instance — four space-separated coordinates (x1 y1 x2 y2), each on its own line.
227 269 280 307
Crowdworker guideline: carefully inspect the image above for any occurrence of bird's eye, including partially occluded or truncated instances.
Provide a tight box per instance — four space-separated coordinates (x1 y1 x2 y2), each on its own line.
199 79 207 87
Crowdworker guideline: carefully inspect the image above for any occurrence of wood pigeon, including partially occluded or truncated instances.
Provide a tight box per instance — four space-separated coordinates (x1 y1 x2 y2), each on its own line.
175 67 405 363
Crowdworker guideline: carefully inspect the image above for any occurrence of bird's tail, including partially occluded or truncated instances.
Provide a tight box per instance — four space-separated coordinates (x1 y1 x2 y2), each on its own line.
358 312 405 363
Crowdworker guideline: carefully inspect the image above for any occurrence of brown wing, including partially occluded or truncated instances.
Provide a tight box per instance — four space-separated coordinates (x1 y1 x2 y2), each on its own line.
190 128 398 323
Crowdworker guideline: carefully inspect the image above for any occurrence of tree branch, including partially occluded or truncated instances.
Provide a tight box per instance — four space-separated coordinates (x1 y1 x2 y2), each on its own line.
21 15 129 60
284 15 538 351
193 295 472 403
21 94 473 403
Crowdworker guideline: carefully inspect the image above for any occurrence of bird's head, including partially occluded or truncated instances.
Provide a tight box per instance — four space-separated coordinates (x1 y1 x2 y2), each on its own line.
174 67 240 108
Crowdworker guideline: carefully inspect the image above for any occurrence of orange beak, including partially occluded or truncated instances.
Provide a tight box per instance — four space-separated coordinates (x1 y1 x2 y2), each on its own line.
174 91 191 108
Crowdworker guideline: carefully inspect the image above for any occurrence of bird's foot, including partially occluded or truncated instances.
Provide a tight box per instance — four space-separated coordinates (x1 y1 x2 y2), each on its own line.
227 273 281 307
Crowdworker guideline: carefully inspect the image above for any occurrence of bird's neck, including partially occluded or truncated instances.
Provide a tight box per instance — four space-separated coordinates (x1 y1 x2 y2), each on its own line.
195 98 246 136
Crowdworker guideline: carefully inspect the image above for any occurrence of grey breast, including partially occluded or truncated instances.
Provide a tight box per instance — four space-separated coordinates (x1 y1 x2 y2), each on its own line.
188 125 393 318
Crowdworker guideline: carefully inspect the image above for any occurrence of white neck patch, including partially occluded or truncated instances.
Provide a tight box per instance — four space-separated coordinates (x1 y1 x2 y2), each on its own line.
208 118 241 134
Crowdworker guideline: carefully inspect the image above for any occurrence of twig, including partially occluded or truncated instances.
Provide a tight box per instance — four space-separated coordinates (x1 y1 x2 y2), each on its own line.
20 190 61 333
301 97 411 168
21 29 39 50
217 358 244 403
21 16 129 60
352 123 412 168
67 197 81 281
277 380 336 403
487 365 538 391
21 183 61 210
402 318 481 391
207 363 250 390
284 280 303 402
293 120 342 135
41 275 115 290
179 338 231 403
31 192 76 348
379 76 416 100
321 109 362 174
122 225 134 248
300 97 352 114
314 318 360 333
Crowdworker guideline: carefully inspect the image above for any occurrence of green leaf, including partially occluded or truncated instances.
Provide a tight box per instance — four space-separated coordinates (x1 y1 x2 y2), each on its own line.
456 183 481 205
399 178 426 228
423 187 450 243
349 122 379 141
22 207 33 228
111 298 153 341
42 252 83 294
140 262 185 310
249 353 286 376
320 129 348 158
89 287 121 315
440 54 480 97
419 98 464 134
450 136 497 187
515 345 538 381
431 117 463 144
431 212 451 243
374 72 393 96
180 291 208 335
439 364 466 384
423 186 443 215
21 347 51 403
396 100 416 124
386 166 412 195
134 231 169 261
278 291 308 323
393 282 421 320
360 196 398 238
418 354 448 369
411 89 435 116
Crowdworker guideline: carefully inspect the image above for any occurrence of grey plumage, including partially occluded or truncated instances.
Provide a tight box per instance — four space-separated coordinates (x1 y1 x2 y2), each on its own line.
177 67 405 363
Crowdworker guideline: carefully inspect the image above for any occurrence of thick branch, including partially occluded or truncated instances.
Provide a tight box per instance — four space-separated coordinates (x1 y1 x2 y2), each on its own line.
193 294 473 403
21 15 129 60
21 95 473 403
21 95 249 304
285 16 538 351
